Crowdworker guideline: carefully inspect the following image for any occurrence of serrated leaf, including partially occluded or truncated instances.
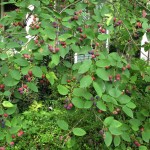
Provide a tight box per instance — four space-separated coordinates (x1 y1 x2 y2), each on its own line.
14 58 29 66
93 81 103 97
84 101 93 109
73 128 86 136
118 95 131 104
104 117 114 126
27 82 38 92
96 68 109 81
104 132 112 147
32 66 43 78
80 75 92 88
10 70 21 80
114 136 121 147
57 85 69 95
96 101 106 111
72 97 84 108
46 72 57 85
78 60 92 74
121 132 131 142
98 34 110 41
122 106 133 118
58 34 72 41
96 59 110 67
108 88 122 98
57 120 69 130
3 75 19 86
2 101 14 108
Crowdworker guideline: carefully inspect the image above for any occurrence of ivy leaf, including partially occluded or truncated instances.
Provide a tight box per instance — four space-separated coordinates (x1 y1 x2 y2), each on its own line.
57 120 69 131
57 85 69 95
73 128 86 136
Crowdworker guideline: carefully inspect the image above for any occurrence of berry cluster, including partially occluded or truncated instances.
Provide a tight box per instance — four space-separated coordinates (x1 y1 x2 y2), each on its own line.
29 15 40 30
88 50 100 59
71 10 82 21
18 84 28 94
48 45 60 53
24 70 33 82
113 18 122 27
63 99 74 110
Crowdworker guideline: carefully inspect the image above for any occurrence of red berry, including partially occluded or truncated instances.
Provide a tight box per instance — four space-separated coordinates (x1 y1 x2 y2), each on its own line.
68 103 73 108
98 110 103 113
67 80 71 83
3 113 8 117
126 64 131 69
92 76 96 81
0 147 5 150
27 77 32 82
28 70 33 76
17 130 24 137
34 39 38 44
10 142 14 146
0 84 5 89
122 67 126 71
91 55 96 58
23 85 28 89
55 47 60 52
12 135 16 139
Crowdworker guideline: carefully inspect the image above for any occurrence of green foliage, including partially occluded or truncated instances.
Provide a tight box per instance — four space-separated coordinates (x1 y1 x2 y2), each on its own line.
0 0 150 149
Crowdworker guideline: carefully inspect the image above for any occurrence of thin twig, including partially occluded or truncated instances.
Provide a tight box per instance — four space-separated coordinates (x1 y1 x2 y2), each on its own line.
59 0 80 14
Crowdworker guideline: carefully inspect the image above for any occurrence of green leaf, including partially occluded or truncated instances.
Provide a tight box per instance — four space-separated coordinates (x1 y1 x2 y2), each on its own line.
58 34 72 41
96 101 106 111
93 81 103 97
32 66 43 78
3 75 19 86
118 95 131 104
96 68 109 81
72 97 84 108
57 85 69 95
80 75 92 88
98 34 110 41
104 117 114 126
6 133 12 143
10 70 21 80
114 136 121 147
121 132 131 142
6 106 17 115
109 126 122 135
96 59 110 67
73 128 86 136
109 88 122 98
0 108 4 115
46 72 57 85
84 101 93 109
139 146 148 150
9 126 21 134
142 130 150 143
122 106 133 118
2 101 14 108
126 102 136 109
14 58 29 66
57 120 69 131
104 132 112 147
78 60 92 74
27 82 38 92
